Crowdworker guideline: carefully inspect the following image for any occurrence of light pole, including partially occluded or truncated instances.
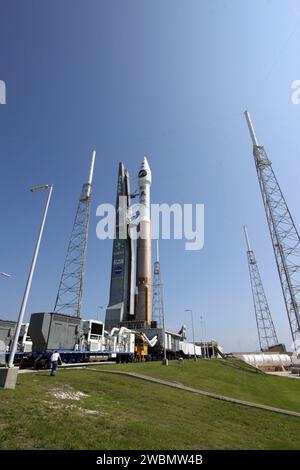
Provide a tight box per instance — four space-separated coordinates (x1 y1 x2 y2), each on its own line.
0 272 11 278
97 306 104 321
8 184 53 369
200 314 209 358
200 315 205 358
185 309 197 361
162 292 168 366
204 314 209 358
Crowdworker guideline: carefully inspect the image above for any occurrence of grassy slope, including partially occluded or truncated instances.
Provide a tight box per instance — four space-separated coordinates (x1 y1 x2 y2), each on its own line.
0 364 299 450
111 359 300 413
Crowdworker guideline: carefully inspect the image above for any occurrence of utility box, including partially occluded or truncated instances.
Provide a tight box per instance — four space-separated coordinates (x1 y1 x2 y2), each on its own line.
28 312 81 352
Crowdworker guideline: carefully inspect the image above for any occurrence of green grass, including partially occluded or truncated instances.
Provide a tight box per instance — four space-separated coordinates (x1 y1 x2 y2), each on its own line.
0 360 299 450
111 358 300 412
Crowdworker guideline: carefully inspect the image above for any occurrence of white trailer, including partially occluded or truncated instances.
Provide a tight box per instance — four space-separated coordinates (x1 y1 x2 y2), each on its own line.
81 320 105 352
179 341 202 357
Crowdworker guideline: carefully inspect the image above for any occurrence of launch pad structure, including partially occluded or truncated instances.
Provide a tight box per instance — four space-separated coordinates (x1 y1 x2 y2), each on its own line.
54 151 96 318
243 226 279 351
152 240 165 330
105 163 135 331
245 112 300 351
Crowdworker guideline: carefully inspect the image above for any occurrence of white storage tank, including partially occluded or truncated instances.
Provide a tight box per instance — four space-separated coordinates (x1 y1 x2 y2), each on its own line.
239 353 292 368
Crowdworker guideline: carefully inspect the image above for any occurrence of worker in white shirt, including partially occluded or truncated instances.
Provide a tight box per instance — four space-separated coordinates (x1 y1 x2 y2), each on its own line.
50 351 62 376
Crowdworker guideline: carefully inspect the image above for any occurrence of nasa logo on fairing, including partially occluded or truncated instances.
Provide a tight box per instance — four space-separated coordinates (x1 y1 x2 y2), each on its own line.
0 80 6 104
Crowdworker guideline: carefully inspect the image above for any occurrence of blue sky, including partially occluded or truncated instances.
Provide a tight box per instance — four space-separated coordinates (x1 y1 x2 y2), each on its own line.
1 0 300 351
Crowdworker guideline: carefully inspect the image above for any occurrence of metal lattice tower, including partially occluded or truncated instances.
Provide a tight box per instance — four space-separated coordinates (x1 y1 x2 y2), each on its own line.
152 240 164 329
54 151 96 317
245 111 300 350
243 226 279 350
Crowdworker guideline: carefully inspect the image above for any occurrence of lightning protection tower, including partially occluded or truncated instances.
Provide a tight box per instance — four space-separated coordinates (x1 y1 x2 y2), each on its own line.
152 240 164 329
54 150 96 317
244 111 300 350
243 226 279 350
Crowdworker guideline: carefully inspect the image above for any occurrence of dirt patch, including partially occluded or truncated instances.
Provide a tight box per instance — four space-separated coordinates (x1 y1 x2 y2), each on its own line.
77 407 99 415
48 388 89 401
43 400 101 416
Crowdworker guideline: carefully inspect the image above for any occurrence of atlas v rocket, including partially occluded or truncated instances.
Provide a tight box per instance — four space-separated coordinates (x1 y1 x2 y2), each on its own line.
135 157 152 324
105 157 152 330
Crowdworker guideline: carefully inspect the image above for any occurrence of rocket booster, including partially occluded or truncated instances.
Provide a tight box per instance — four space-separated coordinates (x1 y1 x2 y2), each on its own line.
135 157 152 324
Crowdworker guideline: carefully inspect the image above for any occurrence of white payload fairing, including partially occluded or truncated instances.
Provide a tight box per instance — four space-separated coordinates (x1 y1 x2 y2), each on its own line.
135 157 152 324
